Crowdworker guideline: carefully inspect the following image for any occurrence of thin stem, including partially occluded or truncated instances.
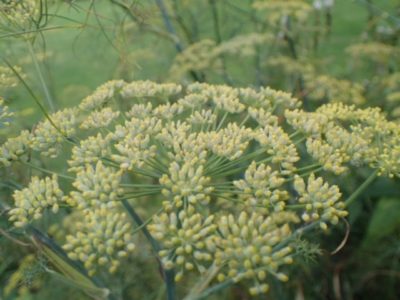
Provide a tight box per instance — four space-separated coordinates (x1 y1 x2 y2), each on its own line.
239 113 250 127
295 163 322 174
131 207 163 235
345 170 378 206
121 190 161 199
286 204 306 210
144 158 168 174
120 183 161 188
0 25 79 39
2 59 64 136
190 279 234 300
121 200 176 300
21 161 74 180
130 167 161 178
216 111 228 131
206 148 267 176
27 41 55 112
284 166 324 183
273 222 320 252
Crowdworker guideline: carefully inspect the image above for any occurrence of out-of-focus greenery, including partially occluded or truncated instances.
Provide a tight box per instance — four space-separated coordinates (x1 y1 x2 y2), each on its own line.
0 0 399 299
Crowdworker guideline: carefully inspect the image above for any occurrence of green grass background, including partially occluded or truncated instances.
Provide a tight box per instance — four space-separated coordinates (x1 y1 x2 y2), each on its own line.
3 0 398 117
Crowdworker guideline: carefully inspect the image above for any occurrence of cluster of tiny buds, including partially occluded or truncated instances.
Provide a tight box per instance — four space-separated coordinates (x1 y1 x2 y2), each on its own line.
253 0 313 25
149 206 216 281
68 133 112 172
63 208 136 276
0 66 22 89
0 0 39 30
215 211 298 295
293 174 348 230
65 161 123 210
3 79 399 292
160 159 214 210
9 175 64 228
0 130 31 166
80 107 120 130
234 161 288 212
30 108 77 157
112 133 157 170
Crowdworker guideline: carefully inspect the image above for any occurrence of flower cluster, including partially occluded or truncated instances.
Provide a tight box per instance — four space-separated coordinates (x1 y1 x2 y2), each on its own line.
9 175 64 228
68 133 112 172
293 174 347 230
286 103 400 177
0 0 40 32
4 80 398 294
80 107 120 130
254 125 300 174
160 159 213 210
215 211 299 295
170 39 219 80
149 206 216 281
234 162 288 212
267 55 314 77
0 65 23 90
65 161 123 210
62 208 136 276
216 33 273 57
79 80 125 111
0 130 31 166
304 74 365 105
346 42 399 65
170 34 273 80
253 0 313 25
120 80 182 100
30 108 78 157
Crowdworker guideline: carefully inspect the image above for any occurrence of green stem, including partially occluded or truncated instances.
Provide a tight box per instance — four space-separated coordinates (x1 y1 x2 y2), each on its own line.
121 200 176 300
27 41 55 112
0 25 78 39
22 161 74 180
216 111 228 131
295 163 321 173
345 170 378 206
120 183 161 188
189 279 234 300
284 166 323 184
2 59 64 136
206 148 267 177
121 190 161 199
131 208 163 235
